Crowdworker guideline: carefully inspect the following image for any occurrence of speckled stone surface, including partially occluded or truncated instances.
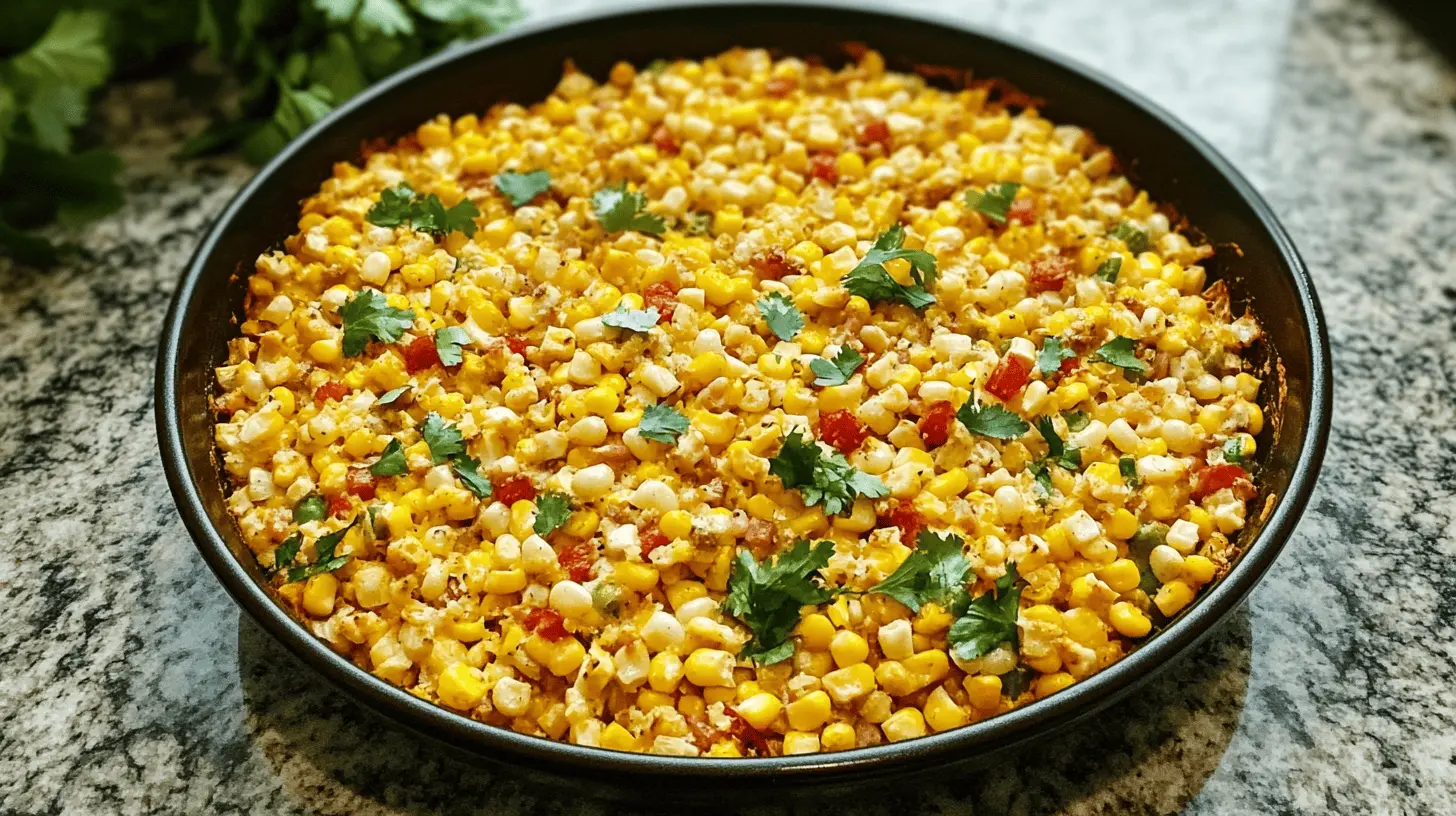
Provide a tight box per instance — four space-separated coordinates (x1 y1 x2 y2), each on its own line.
2 0 1453 813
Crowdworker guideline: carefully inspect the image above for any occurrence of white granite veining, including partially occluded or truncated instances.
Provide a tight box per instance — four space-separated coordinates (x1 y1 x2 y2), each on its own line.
2 0 1454 813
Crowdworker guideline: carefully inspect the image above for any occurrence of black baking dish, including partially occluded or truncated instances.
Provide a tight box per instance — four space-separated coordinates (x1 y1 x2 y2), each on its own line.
156 0 1332 801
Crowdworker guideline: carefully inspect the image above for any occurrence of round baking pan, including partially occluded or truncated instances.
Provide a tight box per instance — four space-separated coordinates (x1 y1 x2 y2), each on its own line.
156 0 1331 800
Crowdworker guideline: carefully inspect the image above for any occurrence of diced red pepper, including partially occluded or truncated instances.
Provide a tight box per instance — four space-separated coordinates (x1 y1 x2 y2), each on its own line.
644 281 679 324
652 125 680 156
918 401 957 447
751 251 797 281
725 707 771 757
326 494 352 518
524 607 570 641
493 475 537 506
1028 256 1072 294
313 381 349 405
345 468 375 501
640 524 670 559
985 354 1032 401
764 77 798 97
819 409 869 454
1060 356 1080 375
401 335 441 374
505 335 529 357
809 153 839 185
885 502 924 543
556 539 595 583
858 118 891 147
1191 463 1251 502
1007 198 1036 225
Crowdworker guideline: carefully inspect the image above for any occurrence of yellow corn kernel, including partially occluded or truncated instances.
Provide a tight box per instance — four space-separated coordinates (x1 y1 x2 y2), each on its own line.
683 648 737 687
648 652 684 693
448 618 486 643
821 721 856 751
821 662 876 704
302 573 338 617
269 386 296 417
1197 404 1228 435
665 580 707 611
829 630 869 668
678 694 705 719
1034 672 1076 699
436 662 487 710
563 509 599 539
600 722 638 752
923 687 970 732
1154 580 1196 616
342 429 376 459
1143 485 1178 521
736 692 784 730
757 353 793 380
1109 601 1152 638
784 690 832 731
745 494 778 521
485 569 527 595
1187 507 1214 538
786 508 827 537
926 468 969 499
1055 382 1090 411
606 409 642 433
1183 555 1217 585
713 206 744 236
695 411 739 447
308 337 342 364
912 605 953 635
1106 508 1139 540
614 561 660 593
581 386 619 417
1062 607 1108 647
1095 559 1141 594
524 634 586 677
686 352 727 386
787 240 824 268
881 708 928 742
659 509 692 540
963 674 1003 710
704 687 736 705
637 689 675 711
782 731 821 755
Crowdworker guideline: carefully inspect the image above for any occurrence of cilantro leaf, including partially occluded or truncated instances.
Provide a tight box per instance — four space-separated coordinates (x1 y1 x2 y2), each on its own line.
419 412 465 463
1030 463 1053 498
1062 410 1090 432
1119 456 1140 488
365 183 478 237
365 182 417 227
285 517 359 584
1096 256 1122 283
858 224 938 286
293 495 327 524
841 265 936 310
434 326 470 367
602 305 660 334
956 400 1029 439
1223 438 1245 466
639 403 690 444
810 347 865 387
768 430 887 516
273 533 303 571
377 385 411 406
1034 416 1083 471
533 491 572 537
1094 335 1150 375
868 531 972 613
340 289 414 356
1036 337 1076 377
1110 222 1151 254
722 539 837 664
964 182 1022 224
451 454 493 499
9 10 112 154
591 181 665 234
495 170 551 207
370 438 408 477
947 563 1022 661
757 292 804 341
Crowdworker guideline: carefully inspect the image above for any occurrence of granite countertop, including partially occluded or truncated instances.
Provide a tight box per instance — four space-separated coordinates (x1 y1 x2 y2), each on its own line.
2 0 1454 813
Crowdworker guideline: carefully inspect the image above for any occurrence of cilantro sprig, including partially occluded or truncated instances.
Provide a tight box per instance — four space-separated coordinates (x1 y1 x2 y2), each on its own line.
757 292 804 341
810 347 865 387
1034 416 1083 471
592 181 665 234
867 532 972 613
1094 335 1150 376
434 326 470 367
722 539 837 664
275 518 359 584
1223 438 1245 466
947 563 1022 661
451 455 493 499
956 400 1029 440
366 182 480 238
495 170 551 207
964 182 1022 224
293 495 327 524
1036 337 1076 377
841 225 937 310
638 404 690 444
370 438 408 477
340 289 414 357
1096 256 1123 283
533 491 572 537
768 430 888 516
419 412 465 463
376 386 411 407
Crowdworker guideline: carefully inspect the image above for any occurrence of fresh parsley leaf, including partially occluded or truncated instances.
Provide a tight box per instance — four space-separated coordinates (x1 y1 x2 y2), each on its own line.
722 538 837 664
273 533 303 571
1034 416 1083 471
533 491 571 537
602 305 660 334
1036 337 1076 377
810 347 865 387
1096 256 1123 283
768 430 888 516
1223 438 1245 466
639 403 690 444
370 438 408 477
964 182 1022 224
285 517 358 584
377 385 411 406
1119 456 1140 488
495 170 551 207
868 531 972 613
419 412 465 463
758 292 804 341
858 224 938 286
451 454 493 499
340 289 414 356
365 182 416 227
1062 410 1090 432
434 326 470 367
591 181 666 234
1094 335 1150 375
947 563 1023 661
956 400 1029 439
841 264 936 310
1111 222 1151 254
293 495 327 524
